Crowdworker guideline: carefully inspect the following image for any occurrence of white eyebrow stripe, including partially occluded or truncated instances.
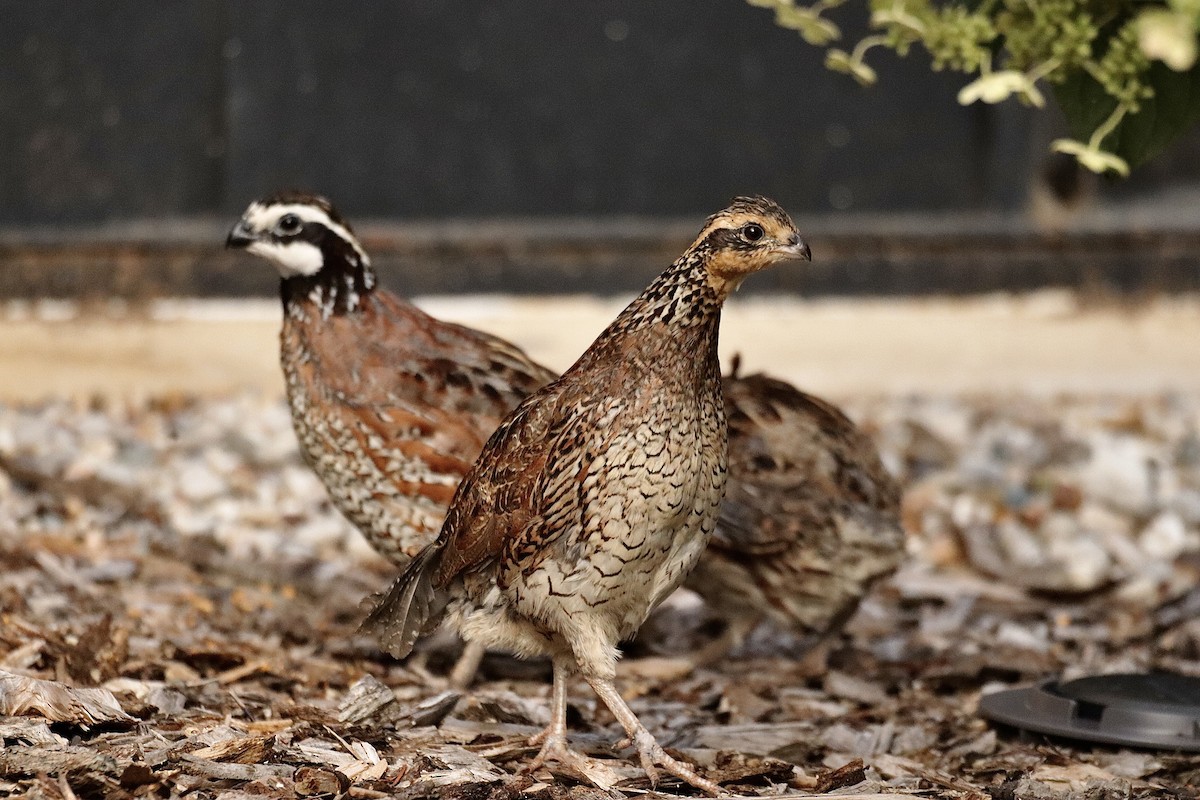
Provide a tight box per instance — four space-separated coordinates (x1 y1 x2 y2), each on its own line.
242 201 370 266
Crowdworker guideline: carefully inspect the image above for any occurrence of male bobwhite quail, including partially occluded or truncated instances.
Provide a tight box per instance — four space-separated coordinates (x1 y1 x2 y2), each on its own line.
225 191 554 564
362 197 810 793
225 192 555 683
685 367 905 663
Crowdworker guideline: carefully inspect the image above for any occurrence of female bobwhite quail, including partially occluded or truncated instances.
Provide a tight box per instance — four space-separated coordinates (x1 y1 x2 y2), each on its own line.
685 368 905 663
362 197 810 794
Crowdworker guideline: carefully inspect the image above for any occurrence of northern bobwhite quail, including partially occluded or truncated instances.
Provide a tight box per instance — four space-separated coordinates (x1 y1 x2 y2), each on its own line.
362 197 810 794
225 192 556 683
225 191 555 563
684 366 905 663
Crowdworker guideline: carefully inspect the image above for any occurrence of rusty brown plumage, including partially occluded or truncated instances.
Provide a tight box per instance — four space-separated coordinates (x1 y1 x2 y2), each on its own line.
363 197 810 794
226 192 555 567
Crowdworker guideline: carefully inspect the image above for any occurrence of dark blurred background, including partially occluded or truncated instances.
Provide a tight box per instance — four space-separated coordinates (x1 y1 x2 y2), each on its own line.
3 1 1199 297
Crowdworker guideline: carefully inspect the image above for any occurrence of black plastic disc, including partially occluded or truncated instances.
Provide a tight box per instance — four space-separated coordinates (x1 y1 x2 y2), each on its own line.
978 672 1200 751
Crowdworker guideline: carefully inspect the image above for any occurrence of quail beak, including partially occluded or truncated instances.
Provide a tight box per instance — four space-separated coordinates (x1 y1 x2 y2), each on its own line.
225 220 258 249
774 233 812 262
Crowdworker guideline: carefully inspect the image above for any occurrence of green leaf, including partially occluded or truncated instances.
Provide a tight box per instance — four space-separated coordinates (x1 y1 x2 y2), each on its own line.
1054 61 1200 170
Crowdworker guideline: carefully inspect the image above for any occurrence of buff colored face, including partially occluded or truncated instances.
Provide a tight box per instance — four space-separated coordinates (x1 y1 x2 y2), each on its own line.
700 210 811 292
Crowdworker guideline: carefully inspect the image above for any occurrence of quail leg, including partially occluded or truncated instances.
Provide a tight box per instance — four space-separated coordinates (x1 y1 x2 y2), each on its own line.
585 676 724 796
691 613 759 666
447 641 486 689
527 660 571 754
524 662 625 789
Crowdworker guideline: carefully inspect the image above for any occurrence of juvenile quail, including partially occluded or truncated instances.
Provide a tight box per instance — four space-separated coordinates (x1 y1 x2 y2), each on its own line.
685 368 905 662
225 192 555 683
363 197 810 793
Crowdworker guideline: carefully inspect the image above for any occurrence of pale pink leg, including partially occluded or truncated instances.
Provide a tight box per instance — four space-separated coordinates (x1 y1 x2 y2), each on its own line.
527 659 571 752
523 662 628 790
447 641 486 689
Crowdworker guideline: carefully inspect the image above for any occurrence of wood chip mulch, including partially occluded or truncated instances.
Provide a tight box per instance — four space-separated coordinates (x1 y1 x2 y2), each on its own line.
2 393 1199 799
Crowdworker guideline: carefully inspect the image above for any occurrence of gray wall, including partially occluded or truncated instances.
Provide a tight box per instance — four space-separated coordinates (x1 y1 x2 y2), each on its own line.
4 1 1198 225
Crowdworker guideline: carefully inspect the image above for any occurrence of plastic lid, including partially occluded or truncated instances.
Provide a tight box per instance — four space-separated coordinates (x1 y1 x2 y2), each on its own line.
978 672 1200 752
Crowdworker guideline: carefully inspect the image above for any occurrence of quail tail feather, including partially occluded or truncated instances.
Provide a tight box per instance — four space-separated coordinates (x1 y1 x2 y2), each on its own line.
360 546 446 659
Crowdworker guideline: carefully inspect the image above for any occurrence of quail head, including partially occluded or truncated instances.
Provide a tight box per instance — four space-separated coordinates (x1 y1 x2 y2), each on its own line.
362 197 810 794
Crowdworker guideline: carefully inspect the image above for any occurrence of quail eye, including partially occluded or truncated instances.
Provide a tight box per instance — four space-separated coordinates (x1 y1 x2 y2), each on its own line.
276 214 302 235
741 223 764 242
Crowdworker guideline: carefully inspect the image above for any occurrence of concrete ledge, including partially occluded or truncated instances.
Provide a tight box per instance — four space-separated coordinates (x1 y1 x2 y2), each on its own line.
3 209 1200 299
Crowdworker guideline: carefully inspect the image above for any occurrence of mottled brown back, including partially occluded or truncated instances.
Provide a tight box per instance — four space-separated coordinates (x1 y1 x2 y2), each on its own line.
685 371 905 637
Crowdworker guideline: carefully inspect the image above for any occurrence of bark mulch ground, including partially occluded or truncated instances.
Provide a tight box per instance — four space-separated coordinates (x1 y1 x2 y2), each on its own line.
1 392 1198 799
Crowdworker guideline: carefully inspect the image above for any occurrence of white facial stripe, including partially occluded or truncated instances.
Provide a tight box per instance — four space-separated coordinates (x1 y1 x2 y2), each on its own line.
241 201 370 266
246 239 325 277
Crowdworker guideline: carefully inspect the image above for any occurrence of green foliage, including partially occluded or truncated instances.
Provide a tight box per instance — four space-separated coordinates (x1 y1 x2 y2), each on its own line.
1056 59 1200 171
921 6 994 72
749 0 1200 176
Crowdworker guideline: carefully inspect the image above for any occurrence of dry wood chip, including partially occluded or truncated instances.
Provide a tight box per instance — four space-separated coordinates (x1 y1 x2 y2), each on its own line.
314 735 388 784
1030 762 1130 790
0 745 122 777
702 750 797 787
214 658 272 685
815 757 867 793
391 745 509 787
869 753 925 780
293 765 350 796
780 796 928 800
289 735 384 783
945 729 996 759
398 690 461 727
465 689 548 726
0 667 133 724
293 737 358 769
338 674 398 724
0 639 46 671
0 718 68 746
339 758 388 784
820 721 894 758
190 733 276 764
822 671 888 706
118 763 159 789
62 614 129 684
618 656 695 683
692 722 819 755
534 752 630 791
175 753 293 783
717 681 778 723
